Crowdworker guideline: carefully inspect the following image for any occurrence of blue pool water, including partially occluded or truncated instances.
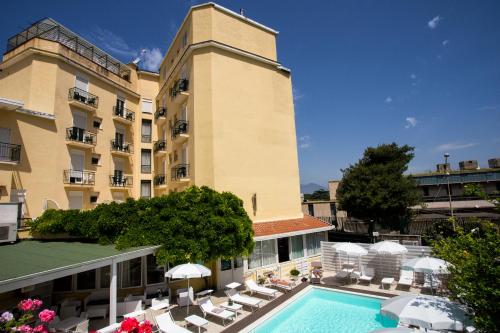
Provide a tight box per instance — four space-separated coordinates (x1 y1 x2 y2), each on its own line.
251 288 398 333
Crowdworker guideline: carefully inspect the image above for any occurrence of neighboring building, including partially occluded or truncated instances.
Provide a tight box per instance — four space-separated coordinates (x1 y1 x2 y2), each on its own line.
300 180 348 223
0 3 332 297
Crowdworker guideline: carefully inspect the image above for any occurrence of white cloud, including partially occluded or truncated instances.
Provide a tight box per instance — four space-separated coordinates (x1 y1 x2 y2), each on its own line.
442 39 450 46
385 96 393 104
299 143 310 149
293 88 304 102
91 27 136 57
435 142 478 152
428 16 441 29
410 73 417 80
405 117 418 129
299 135 310 141
477 104 500 111
298 135 310 149
141 48 163 71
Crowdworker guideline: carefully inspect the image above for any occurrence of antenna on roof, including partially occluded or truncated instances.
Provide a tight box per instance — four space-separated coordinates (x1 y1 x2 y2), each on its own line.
240 8 245 16
132 49 148 65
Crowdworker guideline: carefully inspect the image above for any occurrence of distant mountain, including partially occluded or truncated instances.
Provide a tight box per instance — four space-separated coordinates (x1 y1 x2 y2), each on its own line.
300 183 327 194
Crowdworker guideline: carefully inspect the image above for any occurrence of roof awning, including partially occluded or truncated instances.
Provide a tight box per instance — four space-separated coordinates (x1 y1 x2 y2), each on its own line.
0 97 23 111
253 215 333 241
0 241 159 293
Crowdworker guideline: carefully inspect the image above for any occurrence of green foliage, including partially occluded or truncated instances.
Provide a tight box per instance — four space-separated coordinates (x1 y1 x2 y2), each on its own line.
432 222 500 332
336 143 421 230
463 184 487 199
290 268 300 276
304 189 330 201
30 186 254 265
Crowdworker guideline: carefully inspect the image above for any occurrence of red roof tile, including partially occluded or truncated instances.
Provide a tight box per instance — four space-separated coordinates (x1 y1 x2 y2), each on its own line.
253 215 333 238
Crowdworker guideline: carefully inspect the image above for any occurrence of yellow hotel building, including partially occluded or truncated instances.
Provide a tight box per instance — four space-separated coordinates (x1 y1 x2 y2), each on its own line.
0 3 331 285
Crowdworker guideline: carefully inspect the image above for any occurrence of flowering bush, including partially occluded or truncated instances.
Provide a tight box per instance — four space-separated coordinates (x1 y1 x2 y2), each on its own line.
0 299 55 333
116 317 152 333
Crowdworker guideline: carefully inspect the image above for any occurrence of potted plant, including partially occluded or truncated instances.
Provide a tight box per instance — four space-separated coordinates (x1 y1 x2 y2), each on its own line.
257 275 266 286
290 268 300 280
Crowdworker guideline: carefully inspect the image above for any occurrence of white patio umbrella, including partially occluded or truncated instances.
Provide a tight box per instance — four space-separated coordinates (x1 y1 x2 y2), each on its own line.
370 241 408 278
165 263 211 315
332 242 368 270
381 294 469 331
402 256 451 293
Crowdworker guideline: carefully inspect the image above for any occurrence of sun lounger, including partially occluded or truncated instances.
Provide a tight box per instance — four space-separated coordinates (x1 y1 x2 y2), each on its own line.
225 288 263 311
155 311 191 333
269 278 296 292
334 268 353 282
358 267 375 284
245 279 279 299
198 297 235 326
398 269 414 288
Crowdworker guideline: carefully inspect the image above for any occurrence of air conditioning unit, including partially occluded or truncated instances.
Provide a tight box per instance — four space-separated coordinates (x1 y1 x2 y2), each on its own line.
0 202 21 243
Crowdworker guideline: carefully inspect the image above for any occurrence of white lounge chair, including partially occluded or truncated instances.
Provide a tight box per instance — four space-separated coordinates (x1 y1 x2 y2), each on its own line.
225 288 263 311
268 278 296 292
155 312 191 333
398 269 414 288
358 267 375 284
198 297 235 326
245 280 279 299
176 287 195 307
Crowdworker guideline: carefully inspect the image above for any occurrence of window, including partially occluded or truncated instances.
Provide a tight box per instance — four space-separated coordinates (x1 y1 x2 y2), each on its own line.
234 257 243 269
141 180 151 198
423 186 430 196
141 149 151 173
248 239 276 269
90 194 98 204
308 204 314 216
91 154 101 166
141 120 152 143
141 99 153 113
290 235 304 260
221 259 232 271
120 258 142 288
146 254 165 285
76 269 96 290
93 118 102 129
306 232 325 256
100 266 110 288
277 237 290 263
53 275 72 292
330 203 337 217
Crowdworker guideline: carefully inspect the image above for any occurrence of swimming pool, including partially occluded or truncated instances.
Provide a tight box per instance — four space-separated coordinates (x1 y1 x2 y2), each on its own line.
247 287 398 333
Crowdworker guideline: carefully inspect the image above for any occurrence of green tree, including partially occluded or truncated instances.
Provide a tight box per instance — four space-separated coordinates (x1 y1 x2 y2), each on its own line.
336 143 421 230
432 222 500 332
31 186 254 265
304 189 330 201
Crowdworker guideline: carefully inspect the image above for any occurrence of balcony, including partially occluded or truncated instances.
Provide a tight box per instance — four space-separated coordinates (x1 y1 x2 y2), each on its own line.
171 120 189 143
154 107 167 124
170 79 189 104
110 140 133 156
109 174 133 189
0 142 21 164
171 164 190 182
63 169 95 187
68 87 99 111
112 106 135 124
154 140 167 154
154 174 167 187
66 127 97 148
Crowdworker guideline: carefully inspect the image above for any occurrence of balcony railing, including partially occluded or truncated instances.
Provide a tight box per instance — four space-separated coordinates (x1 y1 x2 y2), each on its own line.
154 107 167 120
415 172 500 186
110 140 133 154
113 106 135 122
63 169 95 185
66 127 97 146
171 120 189 139
171 164 190 181
68 87 99 108
154 140 167 153
109 174 133 188
170 79 189 99
0 142 21 163
154 174 166 186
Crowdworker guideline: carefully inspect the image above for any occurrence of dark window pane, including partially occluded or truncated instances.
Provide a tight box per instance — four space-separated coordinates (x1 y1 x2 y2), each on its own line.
146 255 164 285
100 266 110 288
77 270 96 290
121 258 142 288
53 275 72 292
221 259 231 271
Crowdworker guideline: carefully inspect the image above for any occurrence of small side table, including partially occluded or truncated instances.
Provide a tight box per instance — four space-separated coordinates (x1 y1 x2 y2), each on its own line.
185 315 208 333
220 302 243 318
381 277 394 289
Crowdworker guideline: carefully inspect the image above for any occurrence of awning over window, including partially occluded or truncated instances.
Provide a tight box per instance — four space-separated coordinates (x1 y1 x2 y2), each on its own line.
253 215 333 241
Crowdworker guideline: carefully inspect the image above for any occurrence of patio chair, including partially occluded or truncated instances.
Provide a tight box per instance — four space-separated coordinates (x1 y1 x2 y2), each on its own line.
398 269 414 288
358 267 375 284
225 288 263 311
245 279 279 299
155 311 191 333
269 278 296 292
334 267 353 283
198 297 235 326
71 319 88 333
176 287 194 307
423 273 441 291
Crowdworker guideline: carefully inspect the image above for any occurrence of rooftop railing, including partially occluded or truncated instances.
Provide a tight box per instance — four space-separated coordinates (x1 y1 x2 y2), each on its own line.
7 18 131 79
415 172 500 186
68 87 99 108
0 142 21 163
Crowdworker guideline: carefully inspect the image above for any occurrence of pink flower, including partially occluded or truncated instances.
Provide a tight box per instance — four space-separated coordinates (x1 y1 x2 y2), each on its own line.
32 299 43 310
38 310 56 323
18 299 34 312
33 325 48 333
17 325 33 333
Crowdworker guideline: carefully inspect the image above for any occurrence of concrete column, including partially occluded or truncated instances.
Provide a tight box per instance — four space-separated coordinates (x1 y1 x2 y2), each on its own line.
109 261 117 325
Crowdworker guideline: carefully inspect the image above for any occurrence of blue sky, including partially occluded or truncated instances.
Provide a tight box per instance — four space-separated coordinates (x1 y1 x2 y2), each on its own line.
2 0 499 186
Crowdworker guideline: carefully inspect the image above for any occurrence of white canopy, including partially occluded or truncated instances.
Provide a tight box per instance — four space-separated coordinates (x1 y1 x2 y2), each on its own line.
332 242 368 256
381 294 469 331
369 241 408 255
402 256 450 274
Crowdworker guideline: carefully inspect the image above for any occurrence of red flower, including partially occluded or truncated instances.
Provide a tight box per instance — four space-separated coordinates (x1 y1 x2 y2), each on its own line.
138 321 152 333
119 317 139 333
32 299 43 310
18 300 34 312
33 325 48 333
38 310 56 323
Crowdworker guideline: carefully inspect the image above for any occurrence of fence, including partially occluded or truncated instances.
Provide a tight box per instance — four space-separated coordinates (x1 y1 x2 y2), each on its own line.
321 241 432 281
